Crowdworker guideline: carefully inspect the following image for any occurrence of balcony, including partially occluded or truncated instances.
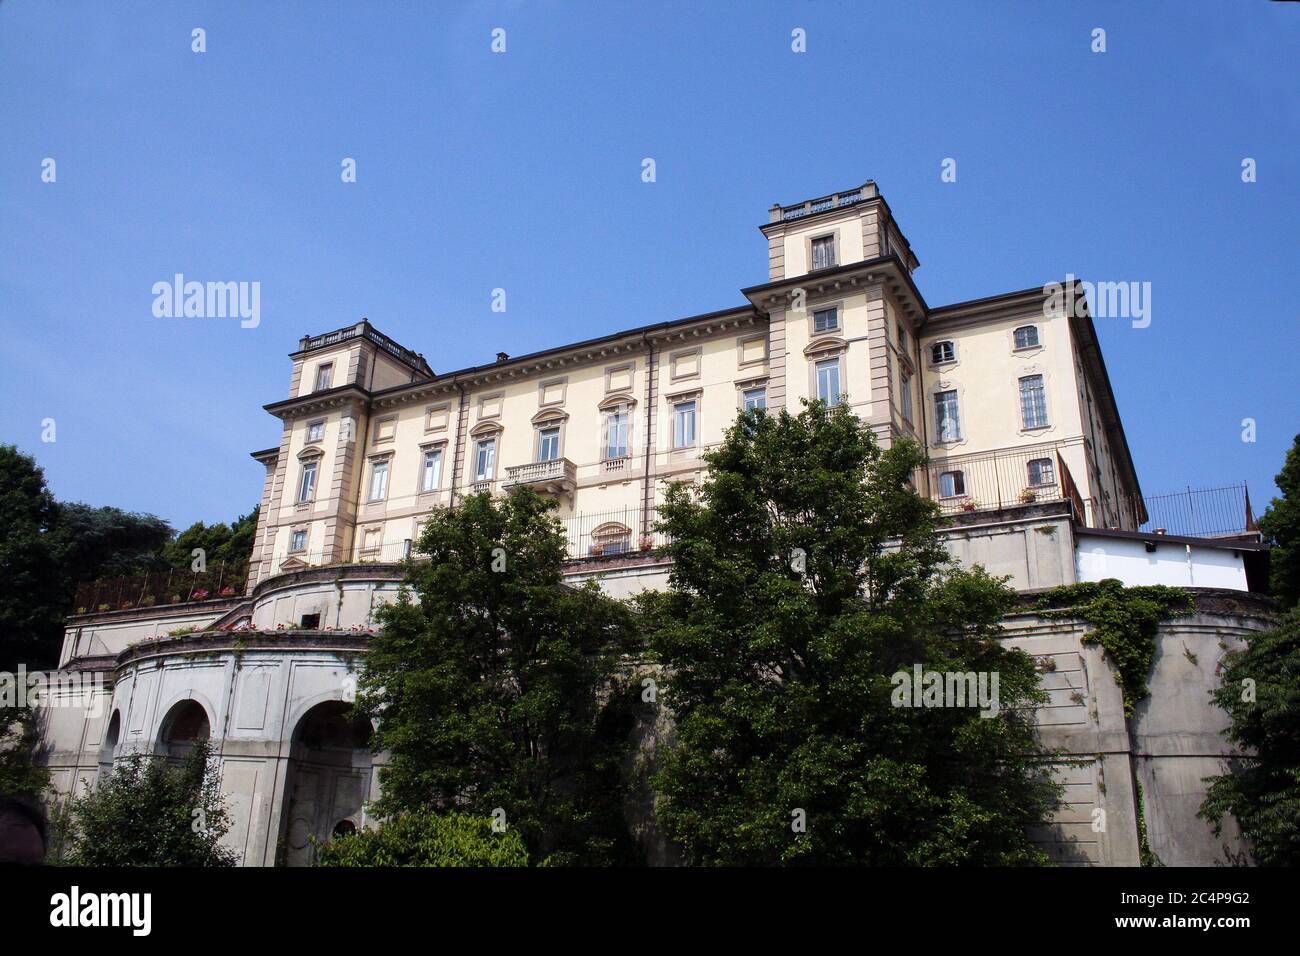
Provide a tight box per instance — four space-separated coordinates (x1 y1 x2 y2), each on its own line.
923 442 1080 518
503 458 577 497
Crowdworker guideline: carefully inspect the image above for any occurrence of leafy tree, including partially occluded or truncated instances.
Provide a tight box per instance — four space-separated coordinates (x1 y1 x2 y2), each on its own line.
60 740 236 866
647 400 1061 865
358 488 640 866
49 503 172 583
0 705 50 800
1201 608 1300 865
161 506 259 572
315 810 529 867
1257 433 1300 609
0 445 67 669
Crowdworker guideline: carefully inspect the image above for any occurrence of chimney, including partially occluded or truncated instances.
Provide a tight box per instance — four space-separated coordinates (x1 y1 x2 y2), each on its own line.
496 352 509 363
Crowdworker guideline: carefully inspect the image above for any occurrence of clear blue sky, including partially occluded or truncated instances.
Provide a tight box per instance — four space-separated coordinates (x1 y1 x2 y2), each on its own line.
2 0 1297 531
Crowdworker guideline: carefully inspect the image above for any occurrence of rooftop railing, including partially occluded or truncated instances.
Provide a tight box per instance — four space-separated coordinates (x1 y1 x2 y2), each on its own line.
770 183 876 223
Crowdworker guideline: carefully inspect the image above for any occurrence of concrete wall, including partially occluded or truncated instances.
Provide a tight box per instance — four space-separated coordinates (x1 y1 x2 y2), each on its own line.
1076 531 1249 591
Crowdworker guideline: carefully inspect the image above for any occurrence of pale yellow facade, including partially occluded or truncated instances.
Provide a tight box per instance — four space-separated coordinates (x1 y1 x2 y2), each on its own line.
247 180 1143 591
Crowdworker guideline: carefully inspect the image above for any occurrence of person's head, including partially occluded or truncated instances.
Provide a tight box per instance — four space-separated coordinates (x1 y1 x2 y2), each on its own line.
0 794 47 865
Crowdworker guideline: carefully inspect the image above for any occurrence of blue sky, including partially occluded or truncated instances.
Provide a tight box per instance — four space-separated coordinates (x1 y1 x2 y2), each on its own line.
1 0 1297 531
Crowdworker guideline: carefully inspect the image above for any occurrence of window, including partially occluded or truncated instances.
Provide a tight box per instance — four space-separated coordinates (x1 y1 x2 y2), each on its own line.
314 363 333 391
900 372 913 424
742 387 766 412
604 408 629 460
811 235 836 270
538 427 560 461
475 438 496 481
290 529 307 552
306 421 325 443
930 341 956 365
1028 458 1055 487
1019 375 1049 429
813 307 839 334
300 613 320 629
368 459 389 501
421 448 442 492
939 470 966 498
590 523 632 556
935 390 961 442
297 461 318 502
815 358 841 407
673 401 697 448
898 325 909 352
1013 325 1040 350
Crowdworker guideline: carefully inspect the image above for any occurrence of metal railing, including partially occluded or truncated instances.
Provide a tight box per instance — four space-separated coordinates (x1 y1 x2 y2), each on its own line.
923 443 1071 516
73 560 248 614
1135 483 1256 538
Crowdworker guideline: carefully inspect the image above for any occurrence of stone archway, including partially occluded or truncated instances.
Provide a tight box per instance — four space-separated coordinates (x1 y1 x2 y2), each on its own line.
155 700 210 762
279 701 373 866
98 709 121 779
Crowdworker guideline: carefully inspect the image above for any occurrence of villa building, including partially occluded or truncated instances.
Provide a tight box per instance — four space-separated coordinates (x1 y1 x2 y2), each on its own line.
249 179 1142 599
43 181 1269 867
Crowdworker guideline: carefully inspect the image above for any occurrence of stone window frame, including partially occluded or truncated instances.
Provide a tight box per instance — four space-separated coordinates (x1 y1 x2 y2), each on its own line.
736 332 768 370
597 394 635 463
669 346 703 383
806 230 840 272
288 526 309 553
365 450 395 502
372 414 398 446
930 379 968 449
804 337 848 408
605 362 636 395
417 439 448 495
538 376 567 408
928 339 959 368
476 391 505 422
666 386 703 451
305 419 326 445
531 408 569 463
424 402 451 433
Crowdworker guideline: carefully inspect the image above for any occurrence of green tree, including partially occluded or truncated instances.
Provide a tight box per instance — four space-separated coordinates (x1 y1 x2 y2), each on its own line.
315 810 529 867
1257 433 1300 609
161 506 258 572
60 740 236 866
1201 608 1300 865
0 445 67 669
647 400 1061 865
358 488 640 866
0 705 50 800
49 503 172 583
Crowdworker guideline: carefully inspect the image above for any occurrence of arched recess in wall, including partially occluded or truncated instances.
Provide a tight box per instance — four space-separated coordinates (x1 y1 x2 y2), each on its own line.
155 700 211 762
98 709 122 779
279 700 374 867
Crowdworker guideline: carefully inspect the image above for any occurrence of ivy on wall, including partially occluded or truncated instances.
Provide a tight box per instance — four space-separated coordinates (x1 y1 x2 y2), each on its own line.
1035 579 1193 717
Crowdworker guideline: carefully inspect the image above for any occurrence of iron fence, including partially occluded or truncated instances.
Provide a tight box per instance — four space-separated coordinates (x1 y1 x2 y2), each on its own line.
1136 483 1255 538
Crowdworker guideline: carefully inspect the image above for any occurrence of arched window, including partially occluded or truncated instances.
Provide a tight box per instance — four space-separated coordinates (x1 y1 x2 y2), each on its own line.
1027 458 1056 487
1013 325 1040 350
589 522 632 556
930 340 956 365
156 700 210 760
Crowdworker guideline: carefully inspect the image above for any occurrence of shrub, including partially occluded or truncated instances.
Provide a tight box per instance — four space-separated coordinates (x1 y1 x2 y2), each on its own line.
315 811 529 867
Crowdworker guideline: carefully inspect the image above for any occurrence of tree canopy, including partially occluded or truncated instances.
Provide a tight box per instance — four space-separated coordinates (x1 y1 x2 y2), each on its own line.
1257 433 1300 609
357 487 641 866
646 400 1062 865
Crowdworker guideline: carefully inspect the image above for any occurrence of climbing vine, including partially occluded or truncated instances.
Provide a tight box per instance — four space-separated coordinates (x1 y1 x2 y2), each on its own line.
1035 579 1192 716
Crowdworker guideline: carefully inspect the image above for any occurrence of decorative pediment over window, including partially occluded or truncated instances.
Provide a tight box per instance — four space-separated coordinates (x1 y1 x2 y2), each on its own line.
803 335 847 357
469 420 503 438
297 446 324 462
531 408 569 425
597 393 636 411
279 554 309 571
